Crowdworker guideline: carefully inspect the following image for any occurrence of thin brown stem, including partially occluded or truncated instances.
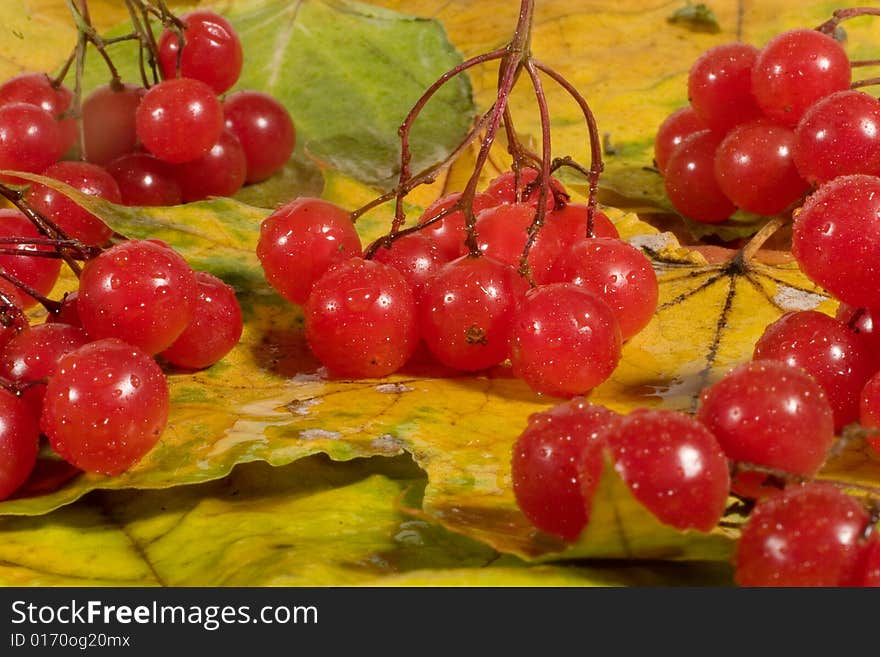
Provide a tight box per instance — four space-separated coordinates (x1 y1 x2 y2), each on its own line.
0 184 90 275
533 60 603 237
0 269 60 313
460 0 536 256
816 7 880 35
740 215 787 263
390 47 508 235
351 111 492 223
852 77 880 89
517 59 552 285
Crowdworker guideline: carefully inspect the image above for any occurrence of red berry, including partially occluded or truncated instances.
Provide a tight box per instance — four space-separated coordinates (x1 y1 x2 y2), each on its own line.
751 29 851 127
697 360 835 479
654 106 706 174
510 283 621 397
794 90 880 185
0 388 39 499
713 120 808 216
136 78 224 164
369 233 447 299
547 237 658 340
77 239 198 355
0 323 89 417
664 130 735 224
0 102 64 181
858 371 880 454
465 203 562 280
173 129 247 202
484 167 568 209
419 255 528 371
40 338 169 475
687 43 762 132
0 280 27 349
25 160 120 245
417 191 496 260
735 483 871 586
223 91 296 183
106 152 182 206
0 208 62 308
158 10 243 95
0 73 76 152
792 175 880 309
159 271 243 370
511 401 619 541
81 83 144 165
753 310 875 431
605 409 730 532
256 197 362 305
544 203 619 245
305 258 418 378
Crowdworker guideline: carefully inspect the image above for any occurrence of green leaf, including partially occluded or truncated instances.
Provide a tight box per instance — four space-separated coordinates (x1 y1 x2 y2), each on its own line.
667 2 722 34
82 0 476 190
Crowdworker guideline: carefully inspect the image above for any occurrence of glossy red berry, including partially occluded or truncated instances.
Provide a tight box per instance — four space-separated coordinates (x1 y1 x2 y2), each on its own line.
305 258 418 378
466 203 562 280
106 152 182 206
697 360 835 479
794 90 880 185
0 73 76 152
369 233 447 299
687 42 762 132
0 208 62 308
417 191 496 260
77 239 198 355
510 283 621 397
40 338 169 475
158 10 243 95
664 130 735 224
223 91 296 183
256 197 362 305
753 310 875 431
159 271 243 370
25 160 120 245
547 237 658 340
136 78 224 164
419 255 528 371
511 401 620 541
792 175 880 309
0 102 64 181
713 120 808 216
654 106 706 174
0 388 39 499
605 409 730 532
735 483 871 586
751 29 851 127
0 323 90 417
173 129 247 202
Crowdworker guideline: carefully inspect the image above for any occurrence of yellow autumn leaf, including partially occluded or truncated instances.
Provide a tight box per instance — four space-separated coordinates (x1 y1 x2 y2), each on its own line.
0 454 734 586
1 0 879 586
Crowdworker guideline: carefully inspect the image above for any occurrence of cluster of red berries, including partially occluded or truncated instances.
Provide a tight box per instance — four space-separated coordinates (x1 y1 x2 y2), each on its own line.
0 9 295 244
257 166 659 397
0 235 244 501
512 377 879 587
655 27 878 224
0 9 272 501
